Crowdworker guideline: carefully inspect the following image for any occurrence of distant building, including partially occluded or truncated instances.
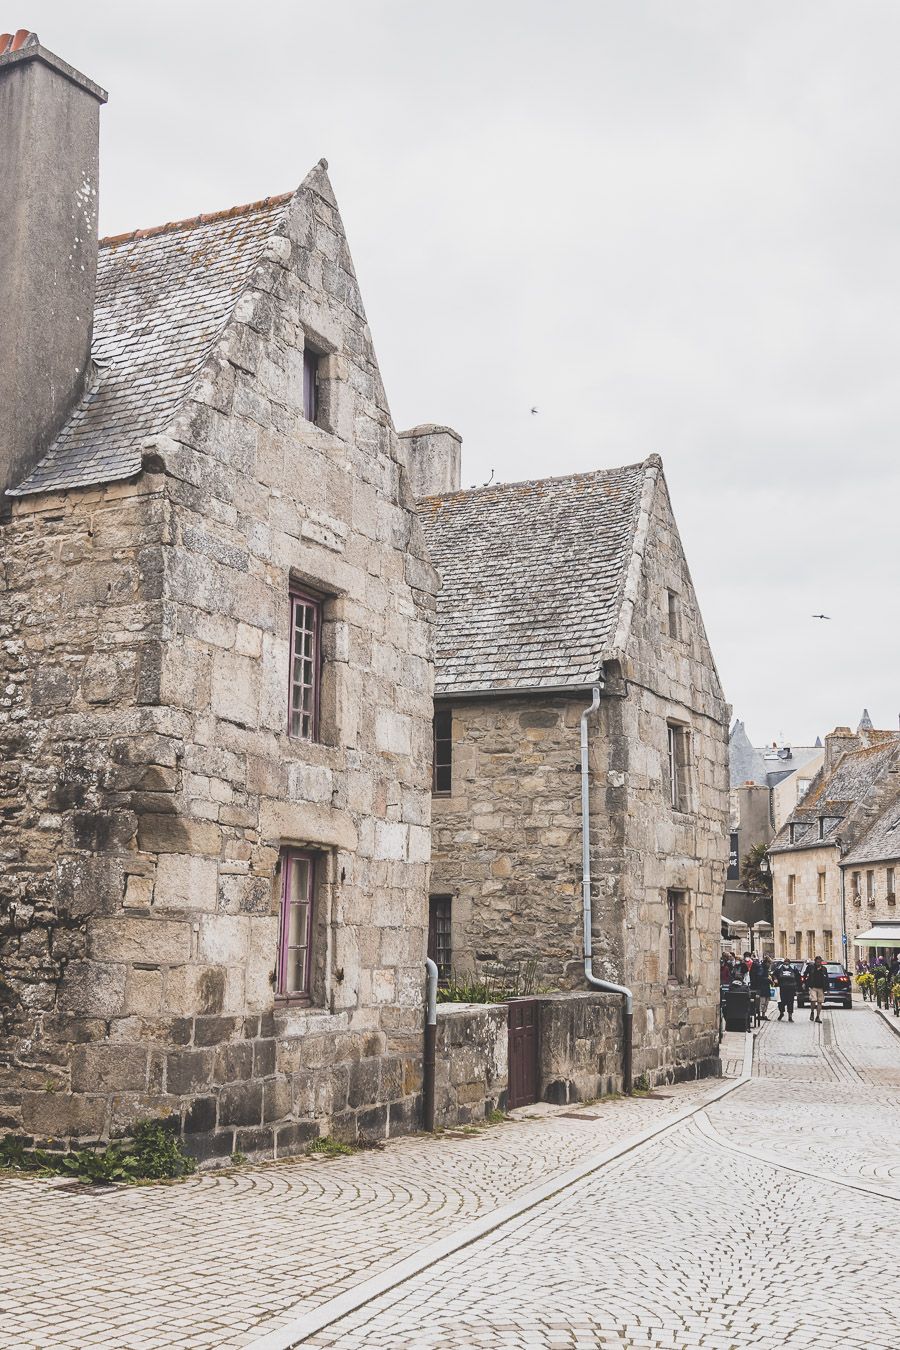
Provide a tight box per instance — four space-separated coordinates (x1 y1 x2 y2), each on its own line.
724 721 823 949
768 719 900 966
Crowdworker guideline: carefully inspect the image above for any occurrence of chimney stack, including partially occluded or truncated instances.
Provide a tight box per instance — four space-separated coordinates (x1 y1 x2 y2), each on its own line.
0 32 107 496
824 727 860 774
399 424 462 499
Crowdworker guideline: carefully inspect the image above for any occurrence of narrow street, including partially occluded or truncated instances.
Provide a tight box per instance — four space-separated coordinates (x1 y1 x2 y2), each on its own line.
4 1006 900 1350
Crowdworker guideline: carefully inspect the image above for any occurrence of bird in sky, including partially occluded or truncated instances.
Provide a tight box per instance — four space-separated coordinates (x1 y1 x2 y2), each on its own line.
530 406 539 415
811 613 831 620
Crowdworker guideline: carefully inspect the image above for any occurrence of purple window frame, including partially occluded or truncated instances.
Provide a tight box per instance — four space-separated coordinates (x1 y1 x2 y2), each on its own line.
303 347 319 423
289 591 321 741
277 849 315 1000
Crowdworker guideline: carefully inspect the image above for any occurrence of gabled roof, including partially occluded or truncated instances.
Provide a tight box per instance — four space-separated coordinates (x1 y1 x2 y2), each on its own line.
840 785 900 867
419 458 655 696
8 194 292 497
769 737 900 855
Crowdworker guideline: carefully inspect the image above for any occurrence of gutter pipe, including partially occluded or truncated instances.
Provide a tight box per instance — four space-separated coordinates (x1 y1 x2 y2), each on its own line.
423 957 438 1131
581 683 634 1094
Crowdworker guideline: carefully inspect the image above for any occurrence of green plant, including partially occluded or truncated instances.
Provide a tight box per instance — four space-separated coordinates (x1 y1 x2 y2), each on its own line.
486 1108 507 1125
856 972 875 1001
891 980 900 1015
437 959 542 1005
633 1073 651 1093
58 1143 135 1185
0 1118 195 1185
230 1151 247 1166
739 842 772 899
308 1135 355 1158
128 1119 196 1180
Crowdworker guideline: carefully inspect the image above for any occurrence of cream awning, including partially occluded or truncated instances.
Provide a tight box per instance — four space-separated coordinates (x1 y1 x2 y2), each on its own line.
852 924 900 948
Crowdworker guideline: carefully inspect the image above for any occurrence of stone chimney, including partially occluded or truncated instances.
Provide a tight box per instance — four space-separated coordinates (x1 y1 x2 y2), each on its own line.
399 424 462 499
824 727 860 775
0 31 107 496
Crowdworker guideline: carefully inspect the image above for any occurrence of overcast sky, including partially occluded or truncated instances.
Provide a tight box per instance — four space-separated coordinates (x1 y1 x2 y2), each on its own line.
28 0 899 744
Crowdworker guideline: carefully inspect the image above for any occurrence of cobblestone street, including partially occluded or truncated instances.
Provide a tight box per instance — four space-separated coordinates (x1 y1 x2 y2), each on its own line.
4 1006 900 1349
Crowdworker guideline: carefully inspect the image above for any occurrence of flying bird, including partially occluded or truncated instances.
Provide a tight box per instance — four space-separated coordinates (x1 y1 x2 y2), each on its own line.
811 614 831 620
530 407 539 415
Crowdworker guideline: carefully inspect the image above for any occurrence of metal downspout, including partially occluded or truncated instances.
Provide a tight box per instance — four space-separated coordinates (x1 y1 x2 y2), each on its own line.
423 957 438 1130
581 683 634 1094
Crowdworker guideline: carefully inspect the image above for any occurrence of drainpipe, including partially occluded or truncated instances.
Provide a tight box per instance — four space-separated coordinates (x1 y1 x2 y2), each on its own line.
423 957 438 1131
581 683 634 1095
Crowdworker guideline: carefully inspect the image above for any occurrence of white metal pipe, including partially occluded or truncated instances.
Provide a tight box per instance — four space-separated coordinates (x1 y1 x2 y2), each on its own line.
424 957 438 1025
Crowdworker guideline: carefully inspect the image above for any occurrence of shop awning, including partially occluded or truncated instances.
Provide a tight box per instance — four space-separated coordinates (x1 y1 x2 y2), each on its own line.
852 924 900 948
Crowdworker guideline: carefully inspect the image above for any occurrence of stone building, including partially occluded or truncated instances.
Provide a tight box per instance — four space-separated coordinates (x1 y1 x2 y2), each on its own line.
769 722 900 965
723 721 823 948
416 437 729 1084
0 34 438 1157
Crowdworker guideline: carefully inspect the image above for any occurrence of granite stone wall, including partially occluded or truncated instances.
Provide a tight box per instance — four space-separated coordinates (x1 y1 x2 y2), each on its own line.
434 1002 507 1126
0 164 438 1157
429 470 728 1088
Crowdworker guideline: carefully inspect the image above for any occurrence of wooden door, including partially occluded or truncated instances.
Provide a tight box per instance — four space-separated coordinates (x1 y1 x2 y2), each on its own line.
507 998 539 1108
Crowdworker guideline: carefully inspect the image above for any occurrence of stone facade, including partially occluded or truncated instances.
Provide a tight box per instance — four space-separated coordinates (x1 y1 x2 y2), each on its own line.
0 126 438 1152
424 460 729 1087
769 725 900 967
433 991 625 1126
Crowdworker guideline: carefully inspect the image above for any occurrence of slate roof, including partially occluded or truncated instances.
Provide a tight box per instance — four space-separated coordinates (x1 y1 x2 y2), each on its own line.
8 195 291 497
728 720 821 790
841 789 900 867
418 460 650 696
769 737 900 854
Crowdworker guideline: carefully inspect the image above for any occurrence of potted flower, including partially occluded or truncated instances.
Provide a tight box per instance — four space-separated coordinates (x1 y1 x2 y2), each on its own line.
855 972 875 1002
891 980 900 1016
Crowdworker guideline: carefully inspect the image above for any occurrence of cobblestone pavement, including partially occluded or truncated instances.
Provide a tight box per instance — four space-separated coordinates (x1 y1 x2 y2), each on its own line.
303 1005 900 1350
5 1009 897 1350
1 1072 722 1350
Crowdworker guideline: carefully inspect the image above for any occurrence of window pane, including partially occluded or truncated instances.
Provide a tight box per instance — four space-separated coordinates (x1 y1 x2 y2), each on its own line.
287 946 309 994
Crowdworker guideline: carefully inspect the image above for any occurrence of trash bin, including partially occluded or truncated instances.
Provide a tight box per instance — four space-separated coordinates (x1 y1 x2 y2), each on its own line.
723 984 752 1032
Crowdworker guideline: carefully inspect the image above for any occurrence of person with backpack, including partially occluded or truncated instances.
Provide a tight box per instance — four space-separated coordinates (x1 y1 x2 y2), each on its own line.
774 961 797 1021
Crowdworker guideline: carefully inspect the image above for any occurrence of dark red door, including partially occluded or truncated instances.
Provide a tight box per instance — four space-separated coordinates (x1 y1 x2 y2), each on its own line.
507 998 539 1108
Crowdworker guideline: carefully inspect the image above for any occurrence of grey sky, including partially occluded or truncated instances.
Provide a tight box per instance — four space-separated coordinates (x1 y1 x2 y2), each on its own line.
27 0 899 744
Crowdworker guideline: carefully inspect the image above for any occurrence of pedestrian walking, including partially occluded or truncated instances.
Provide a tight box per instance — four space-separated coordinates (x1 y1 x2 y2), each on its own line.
806 955 828 1023
774 960 797 1021
749 956 770 1019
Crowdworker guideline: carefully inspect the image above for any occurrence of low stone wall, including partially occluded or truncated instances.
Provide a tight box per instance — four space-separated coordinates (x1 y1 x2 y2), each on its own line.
434 1002 507 1126
434 992 639 1125
538 992 623 1103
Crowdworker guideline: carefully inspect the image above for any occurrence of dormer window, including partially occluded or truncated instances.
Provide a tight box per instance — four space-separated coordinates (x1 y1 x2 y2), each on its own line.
818 818 825 840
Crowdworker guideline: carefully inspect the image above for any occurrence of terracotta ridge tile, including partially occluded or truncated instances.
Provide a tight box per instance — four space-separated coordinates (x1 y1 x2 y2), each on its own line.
100 191 294 248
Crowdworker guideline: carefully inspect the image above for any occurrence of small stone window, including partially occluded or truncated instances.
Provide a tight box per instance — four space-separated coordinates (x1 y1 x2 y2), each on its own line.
276 850 315 999
666 590 680 640
817 871 826 905
887 867 895 905
779 929 788 957
289 591 321 741
866 869 875 906
428 895 453 982
794 929 802 954
787 873 796 905
433 707 452 796
666 722 690 811
303 346 322 423
823 929 834 960
851 871 861 906
667 889 688 981
806 929 816 960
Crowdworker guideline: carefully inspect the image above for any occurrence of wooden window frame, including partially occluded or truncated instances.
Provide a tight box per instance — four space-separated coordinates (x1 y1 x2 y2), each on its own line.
667 888 688 982
276 849 315 1002
288 591 322 741
666 723 691 812
433 707 452 796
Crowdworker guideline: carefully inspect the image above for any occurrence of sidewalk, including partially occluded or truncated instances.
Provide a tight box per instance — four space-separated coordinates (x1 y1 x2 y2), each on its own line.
1 1063 738 1350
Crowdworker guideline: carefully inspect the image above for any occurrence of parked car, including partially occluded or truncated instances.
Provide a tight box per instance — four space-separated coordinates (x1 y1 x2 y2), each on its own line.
796 961 853 1009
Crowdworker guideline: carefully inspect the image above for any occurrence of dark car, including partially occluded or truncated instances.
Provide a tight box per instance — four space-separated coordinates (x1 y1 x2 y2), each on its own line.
796 961 853 1009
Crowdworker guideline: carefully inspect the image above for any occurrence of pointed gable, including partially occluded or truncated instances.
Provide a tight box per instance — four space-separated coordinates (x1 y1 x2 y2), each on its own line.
9 194 292 496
